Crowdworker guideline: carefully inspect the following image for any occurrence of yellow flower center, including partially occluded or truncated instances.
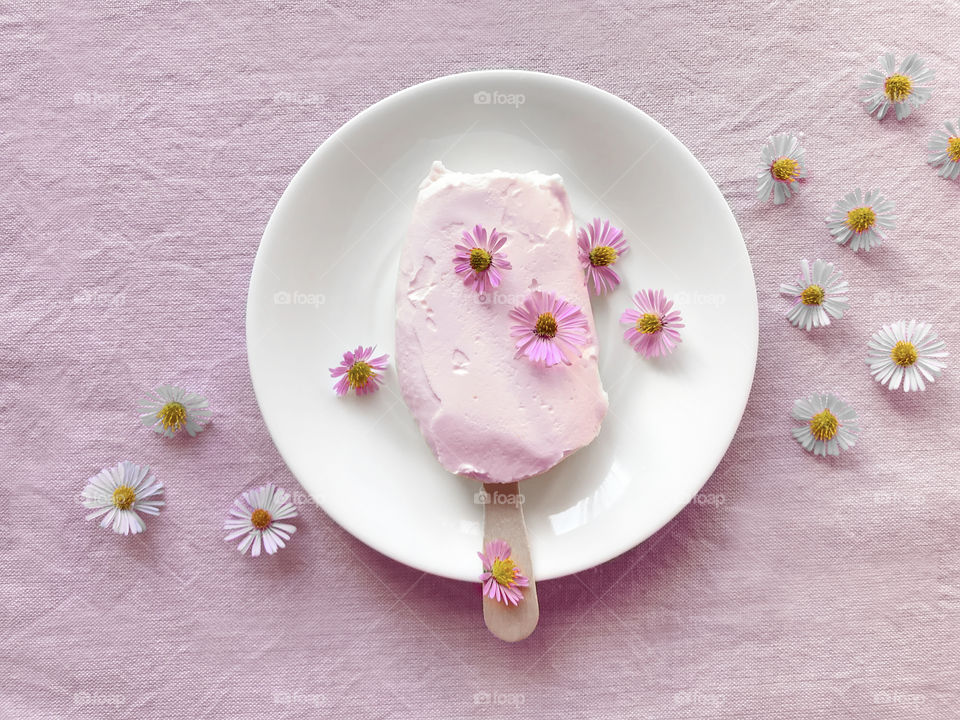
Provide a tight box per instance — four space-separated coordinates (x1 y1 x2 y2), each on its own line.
946 137 960 162
112 485 136 511
469 247 492 272
589 245 618 267
347 360 375 389
534 312 558 339
771 156 800 182
636 313 663 334
809 409 839 442
800 284 825 306
846 206 876 233
156 401 187 432
890 340 918 367
250 508 272 530
491 557 518 587
884 73 913 103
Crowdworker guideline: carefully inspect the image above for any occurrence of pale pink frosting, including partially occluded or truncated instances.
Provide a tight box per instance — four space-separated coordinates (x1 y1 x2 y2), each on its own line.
395 162 608 484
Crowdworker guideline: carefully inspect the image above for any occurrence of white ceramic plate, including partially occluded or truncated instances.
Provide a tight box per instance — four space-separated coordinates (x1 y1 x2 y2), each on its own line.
247 70 757 581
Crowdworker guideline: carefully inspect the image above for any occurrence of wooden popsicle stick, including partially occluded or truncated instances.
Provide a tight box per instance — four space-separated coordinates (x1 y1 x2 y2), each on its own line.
481 481 539 641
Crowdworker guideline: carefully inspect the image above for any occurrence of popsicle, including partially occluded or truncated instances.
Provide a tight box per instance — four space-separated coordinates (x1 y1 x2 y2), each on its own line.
395 162 608 639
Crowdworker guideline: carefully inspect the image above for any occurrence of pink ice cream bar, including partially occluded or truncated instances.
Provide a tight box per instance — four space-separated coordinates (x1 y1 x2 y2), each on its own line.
395 162 608 484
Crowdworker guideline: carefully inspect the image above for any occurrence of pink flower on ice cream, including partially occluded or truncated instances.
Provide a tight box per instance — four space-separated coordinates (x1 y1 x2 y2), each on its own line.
453 224 512 295
478 539 529 607
510 290 589 367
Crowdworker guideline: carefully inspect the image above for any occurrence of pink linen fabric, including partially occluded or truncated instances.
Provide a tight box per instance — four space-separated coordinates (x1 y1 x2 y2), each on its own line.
2 1 959 718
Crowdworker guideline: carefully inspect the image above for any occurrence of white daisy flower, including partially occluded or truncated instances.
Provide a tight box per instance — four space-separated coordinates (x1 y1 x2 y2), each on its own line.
757 132 806 205
866 320 948 392
82 461 164 535
927 119 960 181
224 483 298 557
139 385 211 438
860 53 934 121
791 393 860 457
825 189 896 252
779 259 850 330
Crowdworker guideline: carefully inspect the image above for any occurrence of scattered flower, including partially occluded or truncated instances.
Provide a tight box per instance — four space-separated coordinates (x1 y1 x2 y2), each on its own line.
577 218 629 295
860 53 934 121
224 483 298 557
81 461 164 535
779 259 850 330
509 291 590 367
478 539 529 607
453 224 512 295
866 320 948 392
757 132 806 205
621 289 684 358
139 385 211 438
927 119 960 181
790 393 860 457
330 345 389 396
825 189 896 252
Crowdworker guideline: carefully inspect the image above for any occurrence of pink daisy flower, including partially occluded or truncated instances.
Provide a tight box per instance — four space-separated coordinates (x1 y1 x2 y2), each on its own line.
453 224 512 295
478 539 529 607
329 345 389 396
577 218 629 295
621 289 684 357
224 483 297 557
509 290 590 367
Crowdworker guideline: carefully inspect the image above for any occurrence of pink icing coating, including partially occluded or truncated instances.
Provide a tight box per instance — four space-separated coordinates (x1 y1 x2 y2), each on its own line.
395 163 608 484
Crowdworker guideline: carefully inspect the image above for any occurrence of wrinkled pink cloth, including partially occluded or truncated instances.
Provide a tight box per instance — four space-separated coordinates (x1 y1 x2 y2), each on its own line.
3 1 959 718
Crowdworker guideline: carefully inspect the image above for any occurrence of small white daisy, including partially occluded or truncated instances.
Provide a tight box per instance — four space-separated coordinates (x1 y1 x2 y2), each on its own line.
779 259 850 330
757 132 806 205
82 461 164 535
866 320 948 392
860 53 934 121
224 483 298 557
927 119 960 181
825 189 896 252
139 385 211 438
791 393 860 457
